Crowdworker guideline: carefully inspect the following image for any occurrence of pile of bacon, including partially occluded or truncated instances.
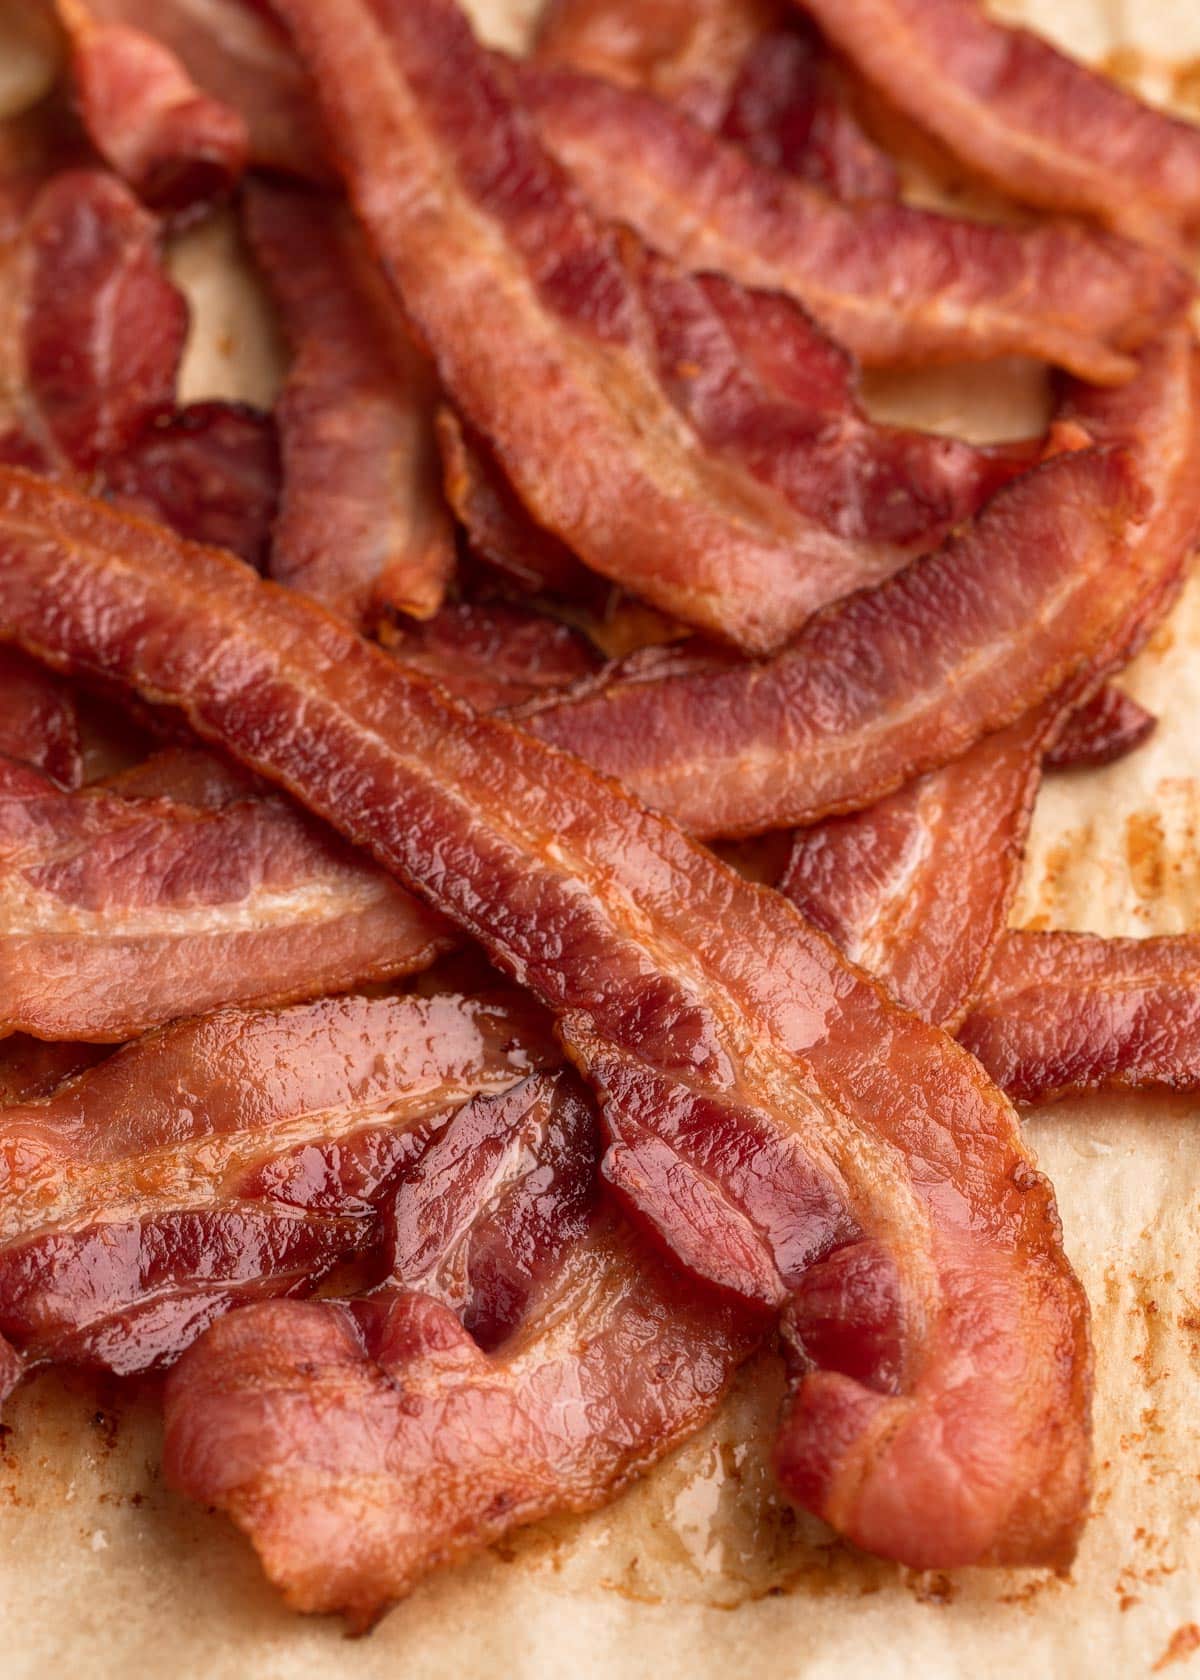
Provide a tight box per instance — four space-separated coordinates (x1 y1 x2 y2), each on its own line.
0 0 1198 1630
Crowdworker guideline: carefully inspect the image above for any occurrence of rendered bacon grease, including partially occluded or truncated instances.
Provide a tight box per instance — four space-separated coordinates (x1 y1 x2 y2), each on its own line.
0 0 1197 1631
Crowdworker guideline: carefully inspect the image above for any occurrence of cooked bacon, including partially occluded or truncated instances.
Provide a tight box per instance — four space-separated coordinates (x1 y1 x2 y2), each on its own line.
75 0 327 179
959 932 1200 1105
0 168 188 476
1045 684 1157 773
390 601 600 712
0 991 556 1373
267 0 1054 654
164 1070 758 1622
244 182 454 626
0 1037 106 1105
779 707 1054 1028
54 0 248 213
99 744 265 807
0 647 82 787
0 468 1092 1571
517 61 1192 382
0 757 451 1040
102 402 279 569
527 332 1200 835
795 0 1200 249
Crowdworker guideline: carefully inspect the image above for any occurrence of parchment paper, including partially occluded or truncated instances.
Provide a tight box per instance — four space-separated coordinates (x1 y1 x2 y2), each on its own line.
2 2 1200 1673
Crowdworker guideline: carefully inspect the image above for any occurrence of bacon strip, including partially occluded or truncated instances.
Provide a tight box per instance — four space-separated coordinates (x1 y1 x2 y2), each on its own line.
0 647 82 787
269 0 1054 653
0 467 1092 1571
527 332 1200 835
0 991 556 1373
0 1037 106 1105
390 601 601 712
0 755 451 1040
1045 684 1156 774
958 933 1200 1106
54 0 249 213
245 182 455 625
163 1070 756 1622
794 0 1200 249
516 60 1192 381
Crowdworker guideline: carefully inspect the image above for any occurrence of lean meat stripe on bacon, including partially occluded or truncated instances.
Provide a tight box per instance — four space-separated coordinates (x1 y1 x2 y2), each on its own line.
527 331 1200 836
0 991 557 1374
794 0 1200 249
165 1069 758 1623
959 933 1200 1106
264 0 1055 654
516 60 1192 382
0 465 1092 1571
244 183 455 626
0 754 451 1041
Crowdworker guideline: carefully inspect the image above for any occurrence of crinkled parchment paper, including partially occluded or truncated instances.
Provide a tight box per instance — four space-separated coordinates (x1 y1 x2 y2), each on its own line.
1 2 1199 1673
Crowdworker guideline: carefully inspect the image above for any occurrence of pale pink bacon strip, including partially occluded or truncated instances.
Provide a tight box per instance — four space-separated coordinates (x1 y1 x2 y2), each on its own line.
794 0 1200 250
0 990 556 1374
0 754 451 1041
268 0 1052 654
0 466 1092 1570
527 332 1200 836
245 182 455 626
959 933 1200 1106
517 59 1192 381
165 1069 758 1624
54 0 249 213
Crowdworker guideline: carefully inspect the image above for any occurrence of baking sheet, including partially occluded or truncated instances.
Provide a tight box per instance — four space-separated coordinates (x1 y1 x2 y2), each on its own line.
2 1 1200 1673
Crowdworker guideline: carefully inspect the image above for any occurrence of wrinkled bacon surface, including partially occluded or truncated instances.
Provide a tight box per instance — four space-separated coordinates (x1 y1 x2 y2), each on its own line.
55 0 249 213
0 466 1091 1570
391 601 601 712
528 332 1200 835
164 1069 756 1621
0 991 555 1373
517 60 1191 381
959 933 1200 1106
0 753 450 1040
795 0 1200 248
245 182 454 625
0 646 82 787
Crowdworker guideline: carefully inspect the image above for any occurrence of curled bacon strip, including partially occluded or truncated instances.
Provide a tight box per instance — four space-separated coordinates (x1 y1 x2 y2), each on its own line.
959 933 1200 1106
0 646 82 787
0 465 1092 1570
1045 684 1156 773
0 991 556 1374
54 0 249 213
528 332 1200 835
795 0 1200 249
0 754 451 1041
164 1069 758 1622
516 60 1191 382
245 183 454 625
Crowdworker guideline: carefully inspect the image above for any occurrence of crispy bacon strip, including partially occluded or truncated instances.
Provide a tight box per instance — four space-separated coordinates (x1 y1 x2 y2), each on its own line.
1045 684 1156 773
794 0 1200 248
54 0 248 213
0 467 1091 1571
269 0 1049 654
517 60 1192 381
163 1070 756 1622
0 755 451 1040
959 933 1200 1106
390 601 600 712
0 991 556 1373
245 183 454 625
75 0 326 178
527 332 1200 836
0 647 82 787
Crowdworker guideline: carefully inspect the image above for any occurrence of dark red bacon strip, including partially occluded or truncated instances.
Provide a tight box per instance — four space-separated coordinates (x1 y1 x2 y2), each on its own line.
959 932 1200 1106
0 991 556 1374
268 0 1042 653
0 647 82 787
54 0 249 214
164 1070 758 1623
1045 684 1157 774
0 756 451 1040
0 468 1091 1571
245 182 455 626
0 1037 107 1106
516 61 1192 382
528 332 1200 835
390 601 601 713
795 0 1200 249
